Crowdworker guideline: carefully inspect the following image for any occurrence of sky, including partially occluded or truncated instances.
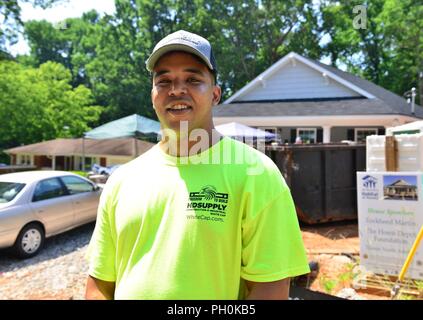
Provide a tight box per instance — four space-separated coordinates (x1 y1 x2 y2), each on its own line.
383 175 417 187
8 0 116 56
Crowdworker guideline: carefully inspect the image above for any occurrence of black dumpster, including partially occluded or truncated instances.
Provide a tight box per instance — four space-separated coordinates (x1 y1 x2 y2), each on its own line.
266 144 366 224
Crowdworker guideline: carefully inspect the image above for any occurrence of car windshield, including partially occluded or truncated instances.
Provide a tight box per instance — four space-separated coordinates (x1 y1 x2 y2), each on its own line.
0 182 26 203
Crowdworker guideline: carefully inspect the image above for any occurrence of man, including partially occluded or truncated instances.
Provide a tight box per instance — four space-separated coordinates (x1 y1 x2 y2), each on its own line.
85 30 310 300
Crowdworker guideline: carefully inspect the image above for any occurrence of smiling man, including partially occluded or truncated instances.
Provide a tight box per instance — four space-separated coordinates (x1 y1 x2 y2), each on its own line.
150 49 221 157
85 30 310 300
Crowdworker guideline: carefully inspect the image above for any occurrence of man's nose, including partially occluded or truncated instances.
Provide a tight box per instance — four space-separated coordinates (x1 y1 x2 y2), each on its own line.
169 80 187 96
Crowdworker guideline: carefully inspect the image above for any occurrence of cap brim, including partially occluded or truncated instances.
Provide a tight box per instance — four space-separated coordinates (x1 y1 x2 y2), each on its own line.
146 43 214 72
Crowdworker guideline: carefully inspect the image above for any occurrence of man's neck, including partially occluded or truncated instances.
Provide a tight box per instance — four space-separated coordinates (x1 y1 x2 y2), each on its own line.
159 127 223 157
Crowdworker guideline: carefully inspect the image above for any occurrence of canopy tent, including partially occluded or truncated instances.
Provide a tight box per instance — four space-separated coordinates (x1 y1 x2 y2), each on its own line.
215 122 276 139
84 114 161 139
81 114 161 170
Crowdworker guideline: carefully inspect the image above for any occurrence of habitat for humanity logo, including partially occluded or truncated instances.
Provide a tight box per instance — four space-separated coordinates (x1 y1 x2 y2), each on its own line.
187 185 229 219
361 175 379 199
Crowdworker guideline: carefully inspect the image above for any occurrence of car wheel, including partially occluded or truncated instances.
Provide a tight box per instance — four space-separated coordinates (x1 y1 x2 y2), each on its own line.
13 223 45 259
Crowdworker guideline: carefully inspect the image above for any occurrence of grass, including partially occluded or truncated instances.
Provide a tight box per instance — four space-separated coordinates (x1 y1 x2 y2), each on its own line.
415 280 423 292
338 262 357 286
320 275 338 294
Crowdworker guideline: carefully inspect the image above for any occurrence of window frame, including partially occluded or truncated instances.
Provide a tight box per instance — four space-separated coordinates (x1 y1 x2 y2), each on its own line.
354 128 378 143
297 128 317 144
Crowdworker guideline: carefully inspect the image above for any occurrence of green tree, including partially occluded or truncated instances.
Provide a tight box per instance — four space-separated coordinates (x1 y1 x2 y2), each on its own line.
0 60 102 160
320 0 423 104
19 0 322 120
23 10 102 85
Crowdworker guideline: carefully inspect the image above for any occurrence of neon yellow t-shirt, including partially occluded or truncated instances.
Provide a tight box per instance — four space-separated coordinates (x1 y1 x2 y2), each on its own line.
87 137 310 299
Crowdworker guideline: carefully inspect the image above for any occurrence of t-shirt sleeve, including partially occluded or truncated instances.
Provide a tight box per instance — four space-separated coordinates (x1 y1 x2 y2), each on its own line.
241 162 310 282
86 176 118 282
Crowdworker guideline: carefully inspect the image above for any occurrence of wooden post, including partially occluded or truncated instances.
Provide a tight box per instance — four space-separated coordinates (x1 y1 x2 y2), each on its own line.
385 136 398 171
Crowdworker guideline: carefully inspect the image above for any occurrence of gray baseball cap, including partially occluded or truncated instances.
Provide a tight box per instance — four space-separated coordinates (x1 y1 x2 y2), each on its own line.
146 30 217 73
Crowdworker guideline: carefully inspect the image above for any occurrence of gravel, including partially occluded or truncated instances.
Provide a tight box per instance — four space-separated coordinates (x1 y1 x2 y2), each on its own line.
0 222 95 300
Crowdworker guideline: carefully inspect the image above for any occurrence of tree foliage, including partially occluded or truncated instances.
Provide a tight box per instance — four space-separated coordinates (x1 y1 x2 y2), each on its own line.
320 0 423 103
0 60 101 155
21 0 320 122
1 0 422 157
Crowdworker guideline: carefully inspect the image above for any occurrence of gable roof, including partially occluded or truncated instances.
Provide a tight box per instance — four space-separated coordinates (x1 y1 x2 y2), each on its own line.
218 52 422 118
388 179 415 187
224 52 375 103
303 56 420 116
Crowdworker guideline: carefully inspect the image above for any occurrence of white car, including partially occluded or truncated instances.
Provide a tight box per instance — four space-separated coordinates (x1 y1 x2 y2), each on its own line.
0 171 102 258
91 163 121 176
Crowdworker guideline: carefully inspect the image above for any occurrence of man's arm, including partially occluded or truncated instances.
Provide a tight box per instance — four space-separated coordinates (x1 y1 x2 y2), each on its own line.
85 275 116 300
245 278 290 300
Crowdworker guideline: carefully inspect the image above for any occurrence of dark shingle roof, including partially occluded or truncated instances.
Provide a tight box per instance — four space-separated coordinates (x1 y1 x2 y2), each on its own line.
213 98 423 118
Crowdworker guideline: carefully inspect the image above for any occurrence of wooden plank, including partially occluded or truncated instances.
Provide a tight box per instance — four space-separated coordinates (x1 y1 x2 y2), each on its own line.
385 136 398 171
354 273 422 298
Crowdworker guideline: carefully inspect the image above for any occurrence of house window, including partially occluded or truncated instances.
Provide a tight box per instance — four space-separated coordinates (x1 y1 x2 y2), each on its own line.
355 128 378 143
297 128 317 144
19 154 31 165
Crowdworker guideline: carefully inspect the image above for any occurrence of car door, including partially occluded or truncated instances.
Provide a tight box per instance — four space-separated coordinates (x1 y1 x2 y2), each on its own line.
59 175 100 224
29 177 74 236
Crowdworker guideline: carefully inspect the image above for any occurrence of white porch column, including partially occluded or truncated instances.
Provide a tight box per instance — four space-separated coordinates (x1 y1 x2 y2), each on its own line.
52 156 56 170
322 125 332 143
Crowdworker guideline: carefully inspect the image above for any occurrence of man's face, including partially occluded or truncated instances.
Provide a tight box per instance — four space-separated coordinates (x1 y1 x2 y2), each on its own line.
151 51 221 134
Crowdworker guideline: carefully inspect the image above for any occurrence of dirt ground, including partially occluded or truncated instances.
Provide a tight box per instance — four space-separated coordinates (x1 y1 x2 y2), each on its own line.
299 220 391 300
2 220 418 300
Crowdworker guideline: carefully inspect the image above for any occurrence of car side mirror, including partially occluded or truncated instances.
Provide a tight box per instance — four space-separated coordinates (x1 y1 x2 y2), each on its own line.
93 184 100 191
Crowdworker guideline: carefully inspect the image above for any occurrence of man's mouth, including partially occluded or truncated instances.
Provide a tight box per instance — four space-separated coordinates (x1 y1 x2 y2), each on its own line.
166 104 193 115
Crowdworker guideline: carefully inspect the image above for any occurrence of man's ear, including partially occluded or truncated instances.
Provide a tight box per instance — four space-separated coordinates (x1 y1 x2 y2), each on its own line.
212 85 221 106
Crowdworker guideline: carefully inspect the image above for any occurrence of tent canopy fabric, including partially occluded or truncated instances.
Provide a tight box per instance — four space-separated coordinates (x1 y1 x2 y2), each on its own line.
84 114 161 139
215 122 276 138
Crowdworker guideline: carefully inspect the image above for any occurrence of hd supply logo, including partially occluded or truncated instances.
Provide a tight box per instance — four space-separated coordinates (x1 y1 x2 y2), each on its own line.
186 185 229 221
361 175 379 200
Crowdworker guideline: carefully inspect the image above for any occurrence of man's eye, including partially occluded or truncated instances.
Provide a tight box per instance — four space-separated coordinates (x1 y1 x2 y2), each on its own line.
156 79 170 85
188 78 201 84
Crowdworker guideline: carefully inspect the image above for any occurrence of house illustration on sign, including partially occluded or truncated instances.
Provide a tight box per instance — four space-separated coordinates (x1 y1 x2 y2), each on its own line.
383 178 418 200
